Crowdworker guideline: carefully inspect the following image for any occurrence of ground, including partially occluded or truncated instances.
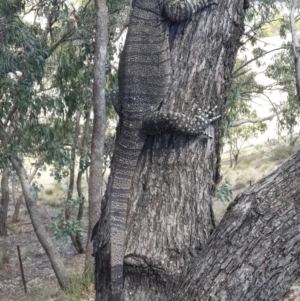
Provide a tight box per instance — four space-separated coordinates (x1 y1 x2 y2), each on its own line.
0 182 94 301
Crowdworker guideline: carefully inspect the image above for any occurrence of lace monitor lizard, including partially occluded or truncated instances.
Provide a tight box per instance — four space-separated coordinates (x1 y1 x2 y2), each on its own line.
93 0 218 300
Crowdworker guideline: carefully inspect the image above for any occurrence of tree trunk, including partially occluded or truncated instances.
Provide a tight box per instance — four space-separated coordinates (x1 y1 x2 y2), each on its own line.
75 107 91 253
11 193 23 223
93 0 245 300
66 111 84 253
12 158 44 223
172 149 300 301
65 111 81 220
290 0 300 102
123 0 244 298
0 168 10 237
84 0 108 273
9 156 71 289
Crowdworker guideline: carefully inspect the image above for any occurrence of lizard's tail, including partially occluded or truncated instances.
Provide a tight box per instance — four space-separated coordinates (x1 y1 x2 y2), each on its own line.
109 128 144 301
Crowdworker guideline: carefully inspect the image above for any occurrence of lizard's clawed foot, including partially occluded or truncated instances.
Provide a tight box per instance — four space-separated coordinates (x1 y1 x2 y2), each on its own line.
195 105 220 124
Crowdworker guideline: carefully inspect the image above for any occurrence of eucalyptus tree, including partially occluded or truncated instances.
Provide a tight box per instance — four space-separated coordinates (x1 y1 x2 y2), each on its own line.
290 0 300 101
52 39 94 253
0 0 74 289
0 0 101 289
266 47 300 143
222 0 300 159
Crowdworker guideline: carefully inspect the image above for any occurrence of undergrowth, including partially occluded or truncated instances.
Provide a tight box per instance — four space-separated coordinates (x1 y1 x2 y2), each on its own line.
37 183 65 207
21 270 94 301
221 139 299 191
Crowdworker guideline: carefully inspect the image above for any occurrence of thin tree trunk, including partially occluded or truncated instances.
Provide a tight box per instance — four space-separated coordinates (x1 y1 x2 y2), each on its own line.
9 156 71 289
86 168 89 188
66 111 84 253
0 237 8 268
74 107 91 253
290 0 300 101
0 168 10 237
12 158 44 223
11 193 23 223
84 0 108 273
0 165 10 272
65 111 81 220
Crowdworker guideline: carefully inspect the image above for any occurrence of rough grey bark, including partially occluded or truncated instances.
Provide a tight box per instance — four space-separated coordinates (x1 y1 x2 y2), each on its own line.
0 168 10 237
93 0 246 300
172 149 300 301
9 157 71 289
124 0 245 299
84 0 108 272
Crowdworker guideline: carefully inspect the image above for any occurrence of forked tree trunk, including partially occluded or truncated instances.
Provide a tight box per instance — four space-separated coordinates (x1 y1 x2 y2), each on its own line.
93 0 246 300
9 157 71 289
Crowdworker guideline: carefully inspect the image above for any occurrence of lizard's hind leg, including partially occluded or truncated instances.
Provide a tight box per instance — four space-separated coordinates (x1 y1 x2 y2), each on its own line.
143 108 220 137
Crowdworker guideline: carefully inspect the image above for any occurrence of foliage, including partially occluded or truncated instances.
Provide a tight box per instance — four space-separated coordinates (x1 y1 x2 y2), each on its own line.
254 14 300 38
38 183 65 207
227 118 267 167
244 0 282 44
226 0 300 152
224 59 259 129
216 179 233 203
255 137 295 162
266 47 300 134
51 209 84 246
224 59 268 166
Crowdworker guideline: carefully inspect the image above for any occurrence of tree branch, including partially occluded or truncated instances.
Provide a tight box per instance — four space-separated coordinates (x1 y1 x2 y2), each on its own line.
233 47 289 77
173 149 300 300
230 111 279 127
4 104 18 127
49 29 76 54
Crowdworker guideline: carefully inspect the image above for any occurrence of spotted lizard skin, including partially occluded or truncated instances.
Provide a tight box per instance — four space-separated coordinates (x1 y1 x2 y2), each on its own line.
94 0 218 300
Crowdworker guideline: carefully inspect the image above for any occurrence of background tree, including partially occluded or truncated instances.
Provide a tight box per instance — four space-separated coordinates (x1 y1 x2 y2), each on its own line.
84 0 108 272
0 0 95 288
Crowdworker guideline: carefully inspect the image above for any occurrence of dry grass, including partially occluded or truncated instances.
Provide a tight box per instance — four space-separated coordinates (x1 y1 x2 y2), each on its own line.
20 270 94 301
214 139 300 225
0 250 9 269
221 140 299 192
37 183 65 207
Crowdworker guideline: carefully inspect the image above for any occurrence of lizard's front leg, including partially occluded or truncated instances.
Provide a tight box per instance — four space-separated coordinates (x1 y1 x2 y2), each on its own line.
143 107 220 136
